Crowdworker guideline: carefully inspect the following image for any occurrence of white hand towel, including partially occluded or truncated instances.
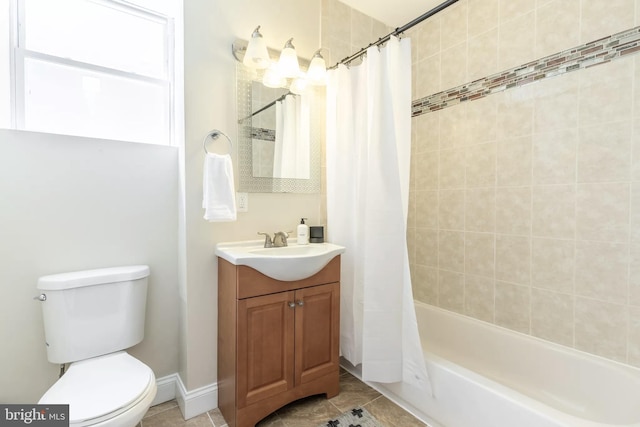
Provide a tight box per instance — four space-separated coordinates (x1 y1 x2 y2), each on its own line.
202 153 237 222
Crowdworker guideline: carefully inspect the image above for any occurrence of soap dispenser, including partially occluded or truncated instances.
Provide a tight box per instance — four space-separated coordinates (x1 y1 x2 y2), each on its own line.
297 218 309 245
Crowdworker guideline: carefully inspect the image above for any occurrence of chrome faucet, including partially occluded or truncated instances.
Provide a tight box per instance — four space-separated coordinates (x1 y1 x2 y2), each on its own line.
273 231 289 247
258 232 273 248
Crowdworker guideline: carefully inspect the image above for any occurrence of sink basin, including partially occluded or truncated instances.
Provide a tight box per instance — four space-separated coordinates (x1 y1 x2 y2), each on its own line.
215 240 345 281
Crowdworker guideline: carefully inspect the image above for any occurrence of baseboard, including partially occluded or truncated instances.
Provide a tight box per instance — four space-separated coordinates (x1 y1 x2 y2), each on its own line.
175 375 218 420
150 373 218 420
151 373 180 406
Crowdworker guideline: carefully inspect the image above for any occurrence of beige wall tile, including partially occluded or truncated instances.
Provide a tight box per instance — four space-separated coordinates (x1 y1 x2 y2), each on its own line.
535 0 580 59
414 55 441 100
499 0 536 23
439 189 465 230
439 269 465 313
496 87 534 139
465 142 496 188
465 232 495 277
576 183 630 243
495 186 531 235
466 187 496 232
496 234 531 285
533 74 579 133
575 241 629 304
498 11 535 71
532 129 578 185
439 230 465 272
532 184 576 239
579 58 633 128
414 112 440 153
495 281 531 333
631 183 640 243
531 288 574 347
468 29 499 83
407 227 416 265
497 135 532 186
531 237 574 293
466 96 498 145
440 103 467 148
440 1 468 50
468 0 499 38
580 0 635 44
416 190 438 229
575 297 628 362
439 148 466 189
464 274 495 322
351 9 373 50
629 243 640 306
632 120 640 181
578 122 632 183
415 151 439 190
416 15 441 60
441 42 468 91
630 306 640 367
413 266 439 305
416 228 438 268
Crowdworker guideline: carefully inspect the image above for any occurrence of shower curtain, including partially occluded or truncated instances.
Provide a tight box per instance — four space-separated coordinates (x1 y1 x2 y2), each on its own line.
326 36 431 393
273 94 310 179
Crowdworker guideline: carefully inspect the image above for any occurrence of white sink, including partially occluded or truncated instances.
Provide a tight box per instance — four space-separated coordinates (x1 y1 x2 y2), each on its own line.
215 240 345 281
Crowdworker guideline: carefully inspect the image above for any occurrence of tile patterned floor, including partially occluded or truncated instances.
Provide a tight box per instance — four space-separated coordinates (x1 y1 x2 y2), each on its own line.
140 370 428 427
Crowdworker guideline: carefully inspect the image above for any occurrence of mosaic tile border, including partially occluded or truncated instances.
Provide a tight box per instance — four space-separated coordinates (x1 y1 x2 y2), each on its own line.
251 127 276 142
412 25 640 117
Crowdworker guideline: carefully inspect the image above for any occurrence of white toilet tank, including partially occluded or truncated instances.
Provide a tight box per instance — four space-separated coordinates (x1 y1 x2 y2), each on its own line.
37 265 150 364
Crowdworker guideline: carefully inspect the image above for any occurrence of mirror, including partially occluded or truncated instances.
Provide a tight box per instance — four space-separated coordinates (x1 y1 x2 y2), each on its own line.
236 60 322 193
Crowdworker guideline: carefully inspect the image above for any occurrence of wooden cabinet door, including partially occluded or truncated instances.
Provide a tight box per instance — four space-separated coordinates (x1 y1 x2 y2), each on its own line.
237 291 295 408
294 282 340 386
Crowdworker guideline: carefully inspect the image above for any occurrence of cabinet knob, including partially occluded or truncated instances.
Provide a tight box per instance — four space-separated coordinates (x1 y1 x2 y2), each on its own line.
288 302 296 308
297 300 304 306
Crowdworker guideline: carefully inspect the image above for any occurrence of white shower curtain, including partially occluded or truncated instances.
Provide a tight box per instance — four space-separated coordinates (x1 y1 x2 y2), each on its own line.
326 36 431 393
273 94 310 179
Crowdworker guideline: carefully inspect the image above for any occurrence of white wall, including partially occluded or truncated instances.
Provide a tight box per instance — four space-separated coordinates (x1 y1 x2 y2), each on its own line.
0 129 180 402
181 0 322 391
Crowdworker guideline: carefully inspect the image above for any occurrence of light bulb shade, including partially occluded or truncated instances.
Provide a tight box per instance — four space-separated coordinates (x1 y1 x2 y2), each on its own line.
290 75 308 95
307 53 327 85
263 64 286 88
243 26 270 69
278 38 300 78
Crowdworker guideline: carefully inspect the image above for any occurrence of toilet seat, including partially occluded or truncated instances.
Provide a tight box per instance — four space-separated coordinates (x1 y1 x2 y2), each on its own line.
39 352 156 426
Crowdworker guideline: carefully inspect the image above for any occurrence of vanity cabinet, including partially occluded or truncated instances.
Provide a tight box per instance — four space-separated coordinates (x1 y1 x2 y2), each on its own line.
218 256 341 427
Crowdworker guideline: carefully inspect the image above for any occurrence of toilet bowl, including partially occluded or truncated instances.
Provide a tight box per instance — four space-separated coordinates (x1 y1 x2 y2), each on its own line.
39 352 157 426
36 266 156 427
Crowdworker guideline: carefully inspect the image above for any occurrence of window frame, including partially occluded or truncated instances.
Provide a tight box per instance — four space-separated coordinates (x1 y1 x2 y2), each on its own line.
7 0 180 146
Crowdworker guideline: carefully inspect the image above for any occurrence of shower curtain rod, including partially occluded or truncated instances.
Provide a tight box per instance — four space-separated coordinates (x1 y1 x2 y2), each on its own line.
329 0 459 69
238 92 293 124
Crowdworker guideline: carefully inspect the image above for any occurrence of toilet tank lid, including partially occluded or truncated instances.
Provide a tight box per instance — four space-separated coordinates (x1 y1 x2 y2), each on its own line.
37 265 150 291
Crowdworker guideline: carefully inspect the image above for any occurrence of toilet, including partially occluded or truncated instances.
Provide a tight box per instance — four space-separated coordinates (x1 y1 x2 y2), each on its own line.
36 265 157 427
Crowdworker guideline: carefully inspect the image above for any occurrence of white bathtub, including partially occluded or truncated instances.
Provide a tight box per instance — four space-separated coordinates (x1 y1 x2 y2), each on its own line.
367 302 640 427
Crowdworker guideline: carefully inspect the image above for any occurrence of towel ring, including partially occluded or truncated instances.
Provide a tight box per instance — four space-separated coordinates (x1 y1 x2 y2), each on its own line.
203 130 233 154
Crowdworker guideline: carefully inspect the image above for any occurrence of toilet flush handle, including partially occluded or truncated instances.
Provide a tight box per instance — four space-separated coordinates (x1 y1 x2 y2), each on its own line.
33 294 46 302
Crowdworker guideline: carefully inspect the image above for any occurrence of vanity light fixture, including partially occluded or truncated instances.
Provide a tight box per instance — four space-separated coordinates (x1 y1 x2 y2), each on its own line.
243 26 270 69
263 63 286 88
235 26 327 89
278 38 301 78
290 73 308 95
307 49 327 85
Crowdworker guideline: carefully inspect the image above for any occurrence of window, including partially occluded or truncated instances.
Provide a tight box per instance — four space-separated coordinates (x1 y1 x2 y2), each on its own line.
1 0 182 145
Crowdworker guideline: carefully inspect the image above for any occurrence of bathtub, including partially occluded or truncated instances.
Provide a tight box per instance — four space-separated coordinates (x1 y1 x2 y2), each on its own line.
362 302 640 427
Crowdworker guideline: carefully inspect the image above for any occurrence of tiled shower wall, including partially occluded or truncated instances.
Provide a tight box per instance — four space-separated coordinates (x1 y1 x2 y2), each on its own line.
406 0 640 367
322 0 640 367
